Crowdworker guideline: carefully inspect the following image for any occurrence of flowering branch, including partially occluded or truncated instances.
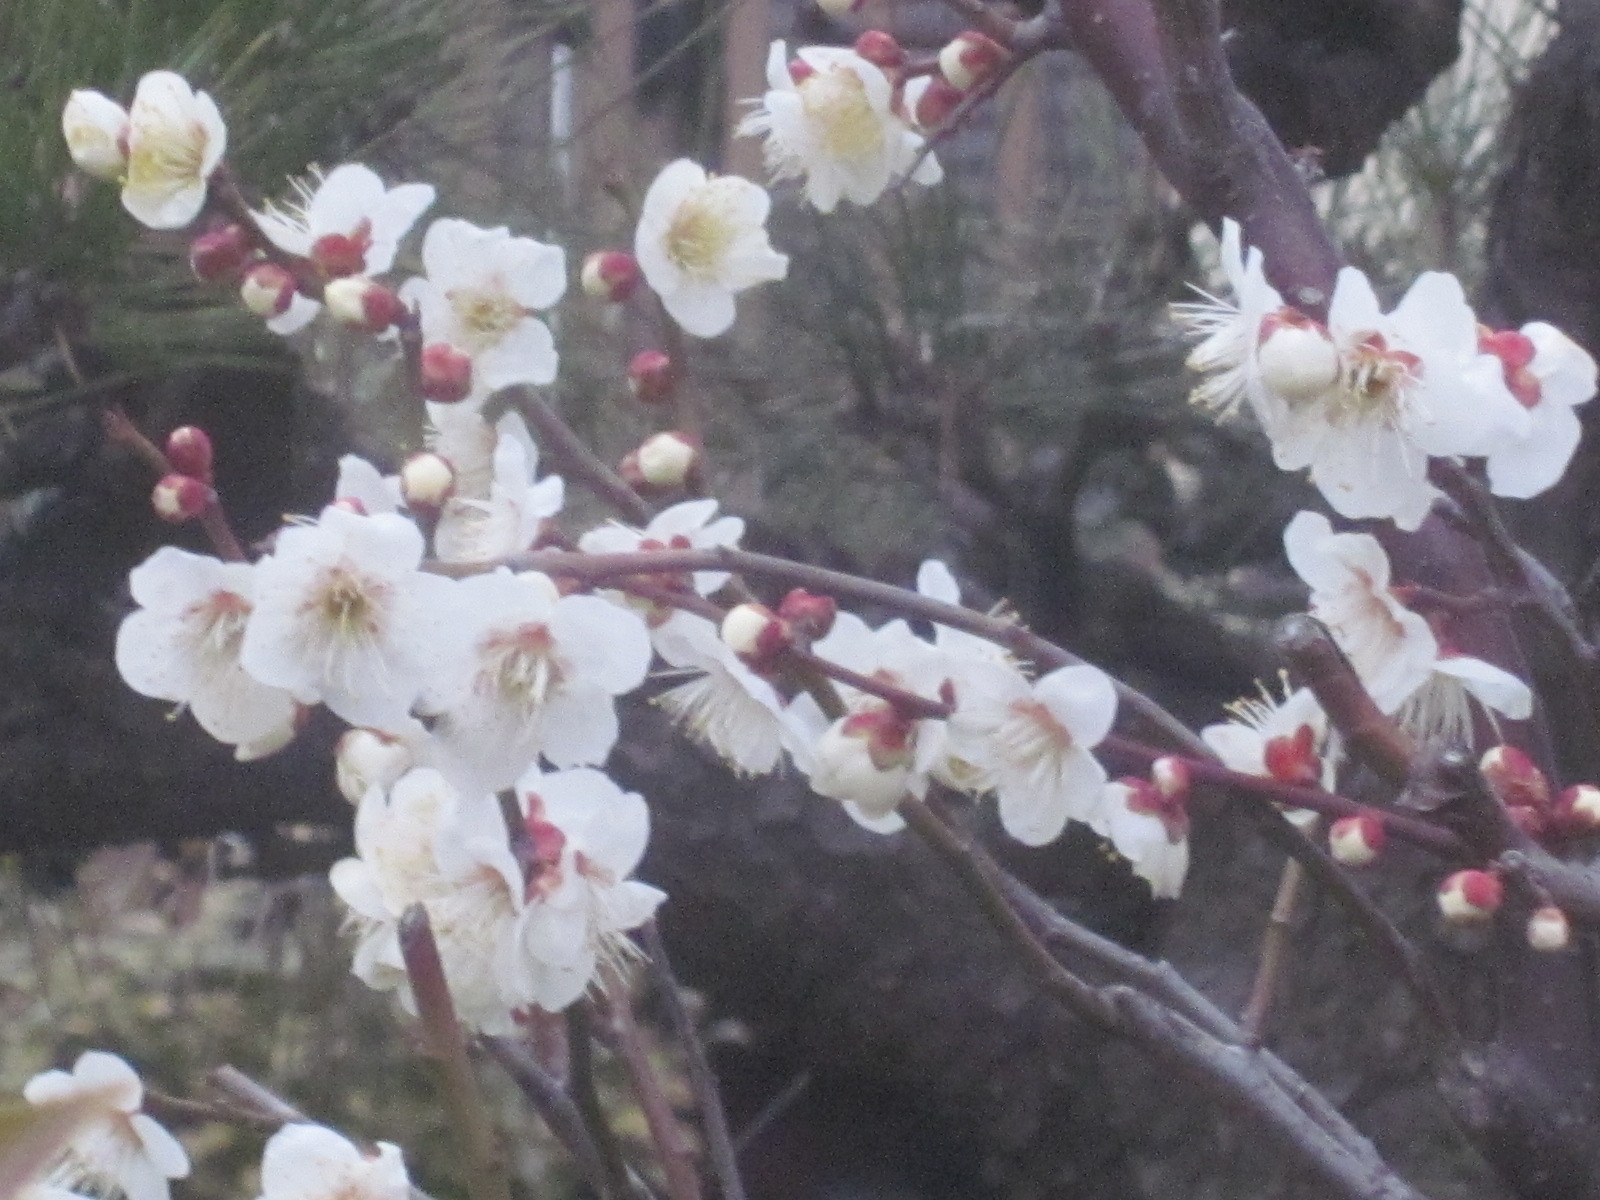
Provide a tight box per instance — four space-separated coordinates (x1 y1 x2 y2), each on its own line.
101 405 248 563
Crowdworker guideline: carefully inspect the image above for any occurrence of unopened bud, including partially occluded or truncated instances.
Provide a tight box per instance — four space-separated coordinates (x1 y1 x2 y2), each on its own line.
1481 744 1550 811
1507 804 1550 839
1438 869 1503 923
152 473 214 522
1527 905 1570 952
720 603 792 662
165 426 214 483
1257 318 1339 402
335 728 414 804
635 431 699 488
912 78 965 128
189 225 252 282
778 588 837 641
581 251 642 302
1328 815 1385 867
399 452 456 511
1557 783 1600 831
1150 756 1191 803
628 350 675 405
1263 723 1321 786
815 0 863 19
788 58 817 84
240 263 297 319
938 31 1007 91
324 277 406 332
420 343 474 404
310 231 369 279
62 89 129 180
813 708 913 818
854 30 905 69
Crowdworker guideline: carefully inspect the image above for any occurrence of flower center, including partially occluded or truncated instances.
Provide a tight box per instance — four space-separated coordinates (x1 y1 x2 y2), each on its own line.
126 118 206 191
480 623 564 711
664 187 741 278
1327 332 1420 426
186 589 251 666
799 67 884 160
448 283 525 353
310 565 385 641
997 698 1075 765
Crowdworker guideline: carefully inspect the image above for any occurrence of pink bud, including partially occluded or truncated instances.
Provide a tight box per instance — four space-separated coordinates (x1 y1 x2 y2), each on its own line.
240 263 297 318
1437 869 1503 923
399 452 456 511
1481 744 1550 811
1556 783 1600 833
1151 756 1191 803
152 473 214 523
420 343 474 404
635 431 700 488
165 426 214 484
189 225 252 282
1328 815 1385 867
854 30 905 70
1527 905 1570 952
938 31 1008 92
778 589 838 641
324 277 406 332
788 58 817 84
310 226 372 278
628 350 675 405
1263 723 1321 787
914 78 965 128
580 251 643 302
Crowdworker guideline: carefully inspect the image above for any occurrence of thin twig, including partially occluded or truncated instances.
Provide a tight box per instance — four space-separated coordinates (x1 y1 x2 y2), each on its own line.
479 1036 615 1199
568 1003 651 1200
605 978 704 1200
505 388 654 525
1240 859 1305 1047
640 921 748 1200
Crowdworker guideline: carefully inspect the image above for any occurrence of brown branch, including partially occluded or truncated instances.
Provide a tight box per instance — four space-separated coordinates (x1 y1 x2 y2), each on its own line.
479 1036 616 1200
504 388 655 526
604 979 704 1200
567 1003 653 1200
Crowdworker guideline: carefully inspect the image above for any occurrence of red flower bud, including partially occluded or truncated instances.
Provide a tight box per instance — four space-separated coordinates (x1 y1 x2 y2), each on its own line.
240 263 297 319
628 350 675 405
913 78 964 129
1480 744 1550 810
1328 815 1385 867
324 277 406 332
165 426 214 484
420 343 474 404
778 588 838 641
580 251 643 302
938 31 1008 91
1438 869 1503 923
854 30 905 70
152 473 214 523
189 224 252 282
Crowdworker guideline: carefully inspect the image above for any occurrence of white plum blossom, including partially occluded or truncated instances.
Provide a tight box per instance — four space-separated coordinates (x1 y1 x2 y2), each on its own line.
653 612 804 775
332 454 402 514
1173 219 1288 424
252 164 435 334
635 159 789 338
950 662 1118 847
915 559 1010 665
1482 321 1599 499
1202 681 1332 827
423 569 652 794
61 90 129 180
120 71 226 230
434 412 565 563
240 506 459 730
578 498 746 599
23 1052 189 1200
508 767 667 1011
1093 781 1190 899
1284 511 1531 743
1271 269 1529 528
737 41 942 213
115 547 299 759
255 1124 409 1200
401 218 568 401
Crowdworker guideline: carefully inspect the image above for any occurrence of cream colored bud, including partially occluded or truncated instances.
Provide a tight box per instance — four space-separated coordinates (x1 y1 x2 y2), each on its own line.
938 32 1007 91
815 0 863 18
62 90 129 180
1527 905 1570 953
1437 869 1503 923
335 728 414 804
1328 815 1385 867
720 603 780 657
636 431 699 487
240 264 296 318
399 452 456 511
1257 323 1340 401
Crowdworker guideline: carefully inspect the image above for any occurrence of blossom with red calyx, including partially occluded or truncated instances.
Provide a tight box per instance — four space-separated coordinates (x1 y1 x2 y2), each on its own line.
1437 869 1504 923
909 78 964 129
938 32 1008 91
189 225 252 283
580 251 642 302
1480 321 1598 499
165 426 214 484
152 474 213 523
1329 815 1385 866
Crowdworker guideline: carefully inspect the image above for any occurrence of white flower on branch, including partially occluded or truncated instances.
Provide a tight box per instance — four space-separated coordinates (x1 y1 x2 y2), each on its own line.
401 218 567 402
635 159 789 338
120 71 226 230
1172 219 1287 424
23 1052 189 1200
578 498 746 598
1284 511 1531 743
115 547 299 759
1093 780 1189 899
423 569 652 793
240 506 458 731
252 164 435 334
737 41 942 214
255 1124 409 1200
61 90 129 181
433 412 565 564
1481 321 1599 499
950 662 1118 847
1202 681 1331 826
